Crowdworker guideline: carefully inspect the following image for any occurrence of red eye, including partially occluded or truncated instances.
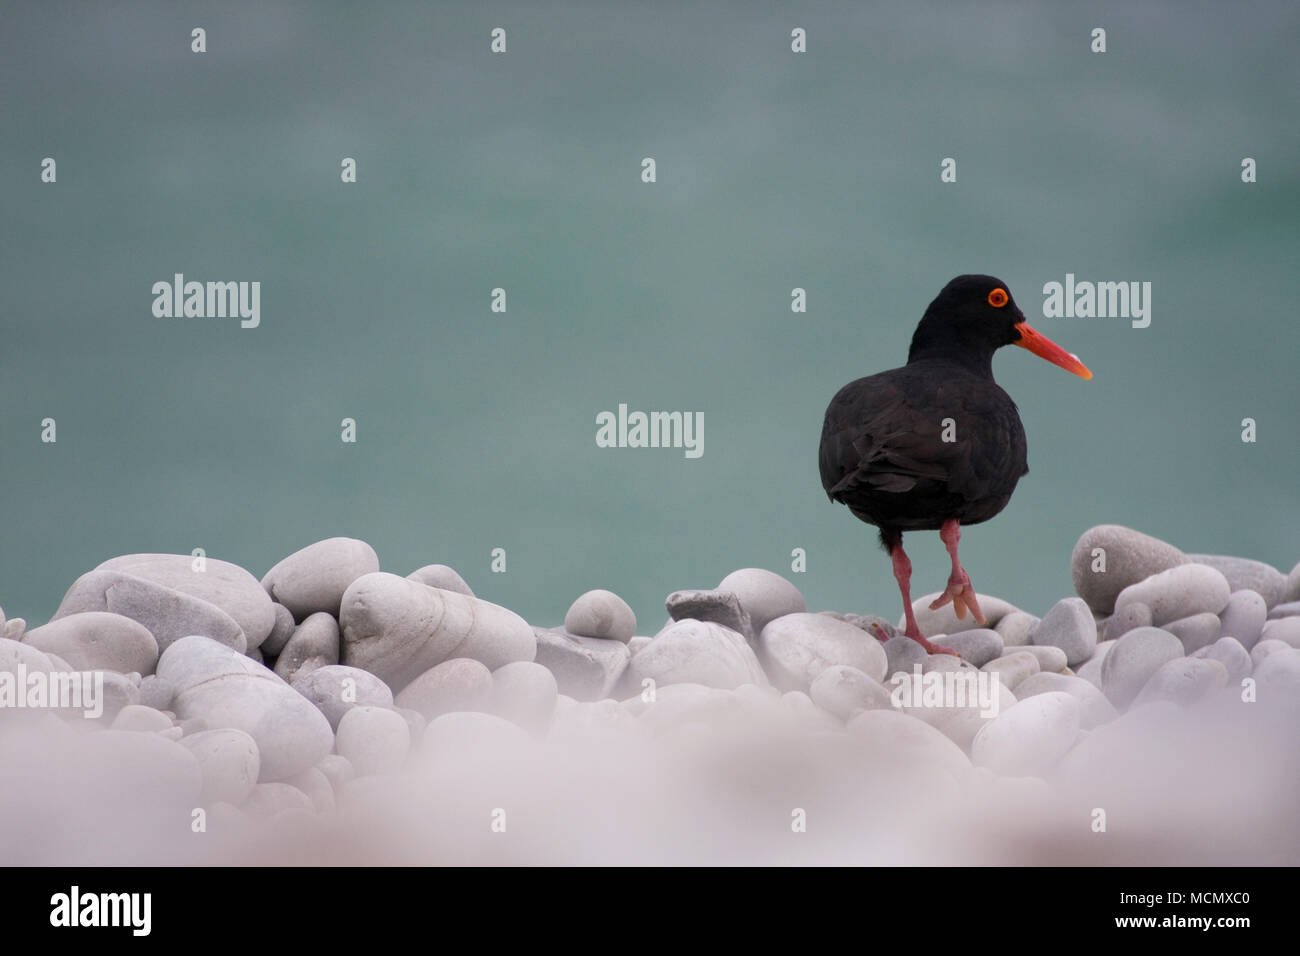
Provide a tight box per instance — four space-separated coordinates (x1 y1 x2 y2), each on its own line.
988 288 1009 308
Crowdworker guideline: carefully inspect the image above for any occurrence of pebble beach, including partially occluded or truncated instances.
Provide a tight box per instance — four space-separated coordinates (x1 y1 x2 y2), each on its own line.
2 524 1298 866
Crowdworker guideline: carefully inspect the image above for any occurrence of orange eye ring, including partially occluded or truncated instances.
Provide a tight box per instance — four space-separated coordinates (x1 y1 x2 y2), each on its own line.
988 288 1009 308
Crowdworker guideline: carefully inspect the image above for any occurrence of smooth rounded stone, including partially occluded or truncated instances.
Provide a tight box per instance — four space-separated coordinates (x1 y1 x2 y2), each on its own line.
930 686 1019 752
995 610 1040 648
339 572 535 691
884 635 928 678
564 589 636 642
109 704 173 733
95 672 141 720
922 654 980 674
44 652 73 672
1259 617 1300 649
394 706 426 741
1012 644 1069 673
1253 648 1300 697
179 728 261 805
158 636 334 780
627 636 651 656
931 629 1003 667
97 553 276 650
1013 672 1117 729
1164 612 1222 655
420 711 532 762
760 612 888 690
1267 600 1300 620
1190 637 1252 684
88 730 204 805
665 589 752 640
3 617 25 640
1099 626 1185 708
846 709 971 775
177 717 208 736
286 766 335 813
245 645 263 665
242 782 314 819
979 651 1041 691
1287 560 1300 604
625 682 744 727
336 705 411 776
1070 524 1189 614
809 664 894 720
629 619 767 690
50 568 248 655
273 612 340 683
1250 639 1293 668
903 593 1018 638
291 664 394 730
971 692 1081 776
1075 640 1116 689
393 658 491 721
1132 657 1228 708
1031 597 1097 667
137 675 176 711
1100 602 1153 643
532 626 630 701
487 661 558 733
23 611 158 675
1218 590 1267 649
260 603 297 657
1186 553 1287 608
406 564 475 597
1 638 58 683
314 754 354 792
716 567 806 637
1113 564 1231 626
262 537 380 619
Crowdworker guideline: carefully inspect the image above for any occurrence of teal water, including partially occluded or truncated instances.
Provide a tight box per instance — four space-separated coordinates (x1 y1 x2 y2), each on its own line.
3 1 1298 632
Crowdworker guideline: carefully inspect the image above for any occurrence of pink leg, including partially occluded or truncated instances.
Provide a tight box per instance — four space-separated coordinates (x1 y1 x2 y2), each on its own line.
890 539 959 656
927 519 986 625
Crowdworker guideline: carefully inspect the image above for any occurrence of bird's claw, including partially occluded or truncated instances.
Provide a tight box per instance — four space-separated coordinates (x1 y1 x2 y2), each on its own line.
927 570 986 626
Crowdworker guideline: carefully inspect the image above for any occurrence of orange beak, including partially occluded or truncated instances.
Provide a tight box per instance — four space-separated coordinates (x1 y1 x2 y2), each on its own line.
1013 322 1092 379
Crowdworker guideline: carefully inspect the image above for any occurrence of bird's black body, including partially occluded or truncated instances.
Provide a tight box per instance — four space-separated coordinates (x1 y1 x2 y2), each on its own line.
819 275 1032 548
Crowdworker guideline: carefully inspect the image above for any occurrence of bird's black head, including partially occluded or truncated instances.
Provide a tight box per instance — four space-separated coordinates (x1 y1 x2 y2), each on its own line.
907 274 1091 379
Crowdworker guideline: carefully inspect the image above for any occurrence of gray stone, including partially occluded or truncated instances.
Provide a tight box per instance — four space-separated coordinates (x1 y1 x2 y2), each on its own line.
261 603 297 657
406 564 475 597
23 611 158 675
242 782 314 818
488 661 559 733
1071 524 1188 614
922 654 980 674
808 665 894 720
157 635 333 780
1260 617 1300 648
272 611 340 683
716 568 806 636
971 692 1081 775
1187 554 1287 608
1132 657 1228 707
903 593 1019 638
564 589 636 642
1190 636 1252 683
1075 640 1116 689
1014 672 1117 729
1267 600 1300 620
628 619 767 690
245 645 263 665
995 610 1040 648
884 635 928 678
394 706 426 742
393 658 492 720
1100 626 1185 708
1250 639 1292 668
261 536 380 619
96 672 140 720
336 705 410 776
1031 597 1097 667
979 651 1041 691
314 754 354 793
1013 644 1069 673
1113 564 1231 626
97 553 275 650
1165 612 1221 654
1253 648 1300 697
291 663 394 730
287 766 335 813
110 704 173 732
1285 560 1300 603
627 636 652 656
532 626 629 701
137 675 175 711
50 568 246 654
1101 602 1153 643
339 572 535 691
3 617 25 640
760 612 887 690
930 629 1003 667
1218 590 1267 649
665 589 752 640
180 728 261 805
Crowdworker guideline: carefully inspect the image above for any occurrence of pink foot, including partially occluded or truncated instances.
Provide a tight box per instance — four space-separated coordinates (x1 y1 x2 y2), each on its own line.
900 624 960 657
927 568 986 625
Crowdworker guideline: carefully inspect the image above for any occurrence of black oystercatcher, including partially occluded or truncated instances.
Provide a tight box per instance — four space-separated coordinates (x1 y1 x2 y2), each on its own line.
819 275 1091 655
